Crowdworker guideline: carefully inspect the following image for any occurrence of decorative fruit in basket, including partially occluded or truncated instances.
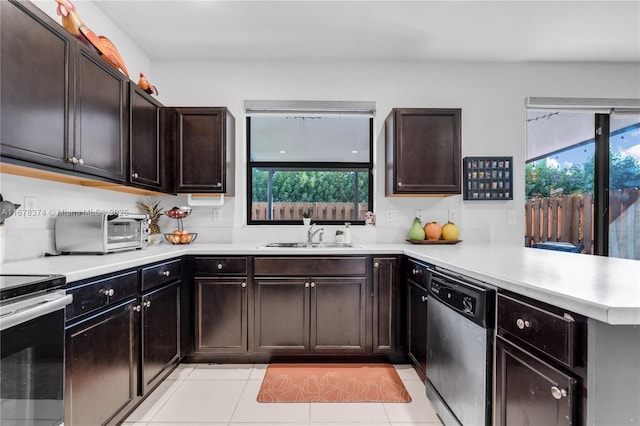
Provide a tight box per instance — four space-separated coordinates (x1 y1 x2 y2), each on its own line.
408 217 426 240
441 221 460 241
424 222 442 240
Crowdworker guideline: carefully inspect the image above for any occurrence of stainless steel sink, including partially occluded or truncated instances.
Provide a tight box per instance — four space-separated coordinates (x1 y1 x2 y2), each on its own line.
262 242 358 248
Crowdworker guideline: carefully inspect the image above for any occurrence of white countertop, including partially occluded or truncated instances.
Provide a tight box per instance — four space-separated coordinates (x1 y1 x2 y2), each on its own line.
2 242 638 325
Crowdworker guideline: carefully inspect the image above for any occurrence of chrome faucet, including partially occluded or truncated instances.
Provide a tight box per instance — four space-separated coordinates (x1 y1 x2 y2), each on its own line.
307 223 325 243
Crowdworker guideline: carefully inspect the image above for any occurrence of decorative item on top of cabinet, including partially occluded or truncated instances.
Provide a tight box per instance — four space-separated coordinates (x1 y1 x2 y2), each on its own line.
464 156 513 200
55 0 130 77
385 108 461 195
166 107 235 194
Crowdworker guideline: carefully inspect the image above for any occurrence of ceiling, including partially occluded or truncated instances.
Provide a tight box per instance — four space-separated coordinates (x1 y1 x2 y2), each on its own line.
92 1 640 63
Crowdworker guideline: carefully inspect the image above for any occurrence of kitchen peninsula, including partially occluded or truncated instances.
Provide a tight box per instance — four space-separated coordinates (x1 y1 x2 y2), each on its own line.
3 241 639 425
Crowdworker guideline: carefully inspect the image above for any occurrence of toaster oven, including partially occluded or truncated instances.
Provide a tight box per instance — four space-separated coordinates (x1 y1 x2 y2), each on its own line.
55 212 150 254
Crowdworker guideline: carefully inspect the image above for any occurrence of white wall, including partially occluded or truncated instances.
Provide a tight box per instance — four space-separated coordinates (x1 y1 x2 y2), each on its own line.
151 59 640 246
2 2 639 261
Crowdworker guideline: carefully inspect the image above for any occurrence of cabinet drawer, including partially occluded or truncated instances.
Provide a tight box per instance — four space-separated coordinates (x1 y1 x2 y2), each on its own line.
194 257 248 276
498 294 576 368
66 271 137 320
405 258 430 288
141 259 182 292
254 257 367 276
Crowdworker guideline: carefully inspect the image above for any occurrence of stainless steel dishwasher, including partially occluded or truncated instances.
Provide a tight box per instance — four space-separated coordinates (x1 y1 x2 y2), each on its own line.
425 267 495 426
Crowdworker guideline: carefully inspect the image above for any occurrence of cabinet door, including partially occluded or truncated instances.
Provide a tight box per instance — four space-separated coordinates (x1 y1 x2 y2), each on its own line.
372 257 397 353
255 278 309 353
172 108 235 193
386 108 461 195
73 45 128 181
495 337 577 426
65 300 138 426
141 283 180 395
0 0 74 170
311 277 366 353
195 277 248 353
130 83 164 190
407 280 428 380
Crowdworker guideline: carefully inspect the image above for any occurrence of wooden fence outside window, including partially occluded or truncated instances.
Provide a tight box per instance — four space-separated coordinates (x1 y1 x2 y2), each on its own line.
252 202 369 221
525 188 640 258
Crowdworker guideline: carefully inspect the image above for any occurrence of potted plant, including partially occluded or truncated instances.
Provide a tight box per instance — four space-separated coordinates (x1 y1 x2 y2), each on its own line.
302 211 312 226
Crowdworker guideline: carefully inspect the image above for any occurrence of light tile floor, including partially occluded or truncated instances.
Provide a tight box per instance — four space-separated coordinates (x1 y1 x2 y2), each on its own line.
122 363 443 426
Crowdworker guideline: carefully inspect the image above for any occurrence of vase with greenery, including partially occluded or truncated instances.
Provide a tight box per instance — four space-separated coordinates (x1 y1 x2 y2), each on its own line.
302 211 312 225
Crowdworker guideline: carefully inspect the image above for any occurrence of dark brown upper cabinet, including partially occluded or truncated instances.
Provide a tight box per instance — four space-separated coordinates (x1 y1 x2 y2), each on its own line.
385 108 461 195
167 107 235 194
129 82 164 191
1 0 128 182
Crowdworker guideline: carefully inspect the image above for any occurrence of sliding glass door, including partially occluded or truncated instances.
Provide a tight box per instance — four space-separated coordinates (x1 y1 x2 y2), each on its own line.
525 111 640 260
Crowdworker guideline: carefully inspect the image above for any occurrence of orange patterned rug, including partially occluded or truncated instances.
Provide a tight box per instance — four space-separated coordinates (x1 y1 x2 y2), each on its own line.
257 363 412 403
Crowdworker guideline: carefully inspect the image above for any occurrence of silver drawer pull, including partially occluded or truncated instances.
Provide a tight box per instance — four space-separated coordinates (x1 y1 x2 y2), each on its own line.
516 318 531 329
133 305 141 312
162 270 171 277
310 282 315 288
305 282 310 288
551 386 567 399
101 289 115 297
217 263 224 270
241 282 247 288
374 262 379 268
412 268 421 275
421 296 427 302
144 301 151 308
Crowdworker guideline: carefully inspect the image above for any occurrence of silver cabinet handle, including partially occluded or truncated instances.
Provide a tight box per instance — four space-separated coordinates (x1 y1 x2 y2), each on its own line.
310 282 315 288
69 157 78 164
398 182 403 186
551 386 567 400
162 270 171 277
133 305 141 312
241 282 247 288
144 301 151 308
516 318 531 329
412 268 422 275
374 262 379 268
132 172 139 179
77 158 84 165
216 183 222 187
217 263 224 270
305 282 310 288
101 289 114 297
421 296 427 302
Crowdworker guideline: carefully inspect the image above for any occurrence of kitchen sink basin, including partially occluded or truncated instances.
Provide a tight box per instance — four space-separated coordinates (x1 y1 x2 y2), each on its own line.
262 242 358 248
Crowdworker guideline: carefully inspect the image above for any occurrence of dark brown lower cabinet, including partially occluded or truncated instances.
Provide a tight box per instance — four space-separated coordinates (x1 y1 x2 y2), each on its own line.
372 257 398 354
254 276 366 354
195 277 248 353
141 282 180 394
407 280 428 379
495 337 577 426
65 300 138 426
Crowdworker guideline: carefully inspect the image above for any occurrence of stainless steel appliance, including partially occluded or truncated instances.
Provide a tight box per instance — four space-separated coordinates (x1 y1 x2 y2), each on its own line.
55 212 149 254
426 267 496 426
1 274 72 426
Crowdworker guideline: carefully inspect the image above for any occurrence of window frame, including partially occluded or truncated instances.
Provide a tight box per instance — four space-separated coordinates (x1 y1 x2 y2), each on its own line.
246 116 374 225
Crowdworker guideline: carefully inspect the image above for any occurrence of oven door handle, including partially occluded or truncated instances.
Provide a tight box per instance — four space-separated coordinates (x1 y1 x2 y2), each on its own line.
0 294 73 331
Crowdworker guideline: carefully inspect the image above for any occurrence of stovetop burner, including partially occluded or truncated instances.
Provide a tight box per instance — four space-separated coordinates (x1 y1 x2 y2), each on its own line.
0 275 66 301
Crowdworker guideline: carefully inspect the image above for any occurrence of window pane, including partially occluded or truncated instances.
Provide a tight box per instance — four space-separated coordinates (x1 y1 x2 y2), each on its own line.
608 118 640 260
250 168 369 222
250 116 370 162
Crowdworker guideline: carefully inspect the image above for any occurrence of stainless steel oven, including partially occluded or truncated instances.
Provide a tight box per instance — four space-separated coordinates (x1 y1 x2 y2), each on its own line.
0 274 71 426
